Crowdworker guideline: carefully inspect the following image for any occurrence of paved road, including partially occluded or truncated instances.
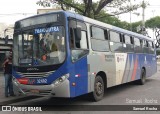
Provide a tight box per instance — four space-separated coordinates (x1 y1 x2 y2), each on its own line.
0 65 160 114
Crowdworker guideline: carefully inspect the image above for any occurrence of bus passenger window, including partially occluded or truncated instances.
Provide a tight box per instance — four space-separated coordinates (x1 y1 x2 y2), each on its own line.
110 31 120 42
134 37 142 53
123 35 134 52
124 35 131 44
74 21 88 49
143 40 149 53
140 40 143 46
148 41 154 54
144 40 148 47
91 26 109 51
151 42 155 54
109 31 123 52
91 26 105 40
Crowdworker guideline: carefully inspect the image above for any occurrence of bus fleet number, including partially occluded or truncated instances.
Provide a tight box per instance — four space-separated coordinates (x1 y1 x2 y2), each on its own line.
37 79 47 84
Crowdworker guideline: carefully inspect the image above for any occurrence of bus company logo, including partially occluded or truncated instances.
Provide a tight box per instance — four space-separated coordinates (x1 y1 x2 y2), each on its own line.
27 68 39 71
117 57 124 63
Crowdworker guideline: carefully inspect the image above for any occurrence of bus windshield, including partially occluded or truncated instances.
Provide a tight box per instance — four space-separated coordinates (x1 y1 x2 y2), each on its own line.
13 26 66 66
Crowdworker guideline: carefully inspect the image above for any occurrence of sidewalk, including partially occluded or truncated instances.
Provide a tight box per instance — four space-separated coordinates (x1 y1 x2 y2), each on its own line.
0 73 24 103
0 72 4 98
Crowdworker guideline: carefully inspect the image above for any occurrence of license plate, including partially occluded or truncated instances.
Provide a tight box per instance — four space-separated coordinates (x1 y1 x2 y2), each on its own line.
30 89 39 94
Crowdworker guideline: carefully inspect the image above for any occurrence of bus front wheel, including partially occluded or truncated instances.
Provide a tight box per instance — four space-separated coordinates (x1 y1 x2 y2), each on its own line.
91 75 104 101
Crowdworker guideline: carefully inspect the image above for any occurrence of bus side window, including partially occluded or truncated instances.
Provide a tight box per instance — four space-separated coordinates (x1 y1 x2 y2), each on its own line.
123 35 134 52
75 22 88 49
149 41 154 54
91 26 109 51
140 39 143 47
69 20 89 62
134 37 142 53
152 42 155 54
69 21 88 49
109 31 123 52
143 40 149 53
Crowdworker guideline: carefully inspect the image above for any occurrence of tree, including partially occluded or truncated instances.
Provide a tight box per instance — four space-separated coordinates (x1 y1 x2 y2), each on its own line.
131 21 141 33
36 0 142 19
36 0 152 35
145 16 160 29
95 10 130 30
157 50 160 55
145 16 160 47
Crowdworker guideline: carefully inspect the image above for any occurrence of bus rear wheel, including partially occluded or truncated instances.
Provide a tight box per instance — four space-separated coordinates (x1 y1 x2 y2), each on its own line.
137 68 146 85
91 75 104 101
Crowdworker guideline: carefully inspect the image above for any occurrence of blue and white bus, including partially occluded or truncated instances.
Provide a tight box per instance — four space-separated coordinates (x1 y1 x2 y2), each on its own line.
12 11 157 101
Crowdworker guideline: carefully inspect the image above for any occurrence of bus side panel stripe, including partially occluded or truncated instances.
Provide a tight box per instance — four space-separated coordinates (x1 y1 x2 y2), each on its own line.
131 55 138 81
128 54 134 82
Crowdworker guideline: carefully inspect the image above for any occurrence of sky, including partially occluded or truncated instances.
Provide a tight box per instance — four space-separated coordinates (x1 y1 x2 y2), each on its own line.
119 0 160 23
0 0 160 24
0 0 42 24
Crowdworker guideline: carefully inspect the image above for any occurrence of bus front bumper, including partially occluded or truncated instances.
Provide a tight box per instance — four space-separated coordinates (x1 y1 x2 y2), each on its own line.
13 79 70 97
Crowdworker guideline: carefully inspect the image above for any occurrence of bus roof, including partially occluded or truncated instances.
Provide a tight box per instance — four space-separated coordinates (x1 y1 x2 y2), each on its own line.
16 10 153 42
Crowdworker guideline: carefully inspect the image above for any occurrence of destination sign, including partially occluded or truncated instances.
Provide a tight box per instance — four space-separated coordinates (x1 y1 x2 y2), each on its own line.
35 26 59 34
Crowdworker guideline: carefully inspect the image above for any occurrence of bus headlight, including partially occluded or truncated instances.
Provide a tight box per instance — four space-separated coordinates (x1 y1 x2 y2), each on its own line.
52 73 69 86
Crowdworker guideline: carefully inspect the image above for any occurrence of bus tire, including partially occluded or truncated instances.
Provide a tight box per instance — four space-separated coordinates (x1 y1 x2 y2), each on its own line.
91 75 104 101
137 68 146 85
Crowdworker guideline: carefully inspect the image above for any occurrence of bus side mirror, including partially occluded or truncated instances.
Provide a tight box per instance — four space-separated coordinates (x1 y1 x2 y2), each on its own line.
74 27 81 42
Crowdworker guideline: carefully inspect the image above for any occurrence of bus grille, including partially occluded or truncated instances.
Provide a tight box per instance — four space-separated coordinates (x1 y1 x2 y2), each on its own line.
17 71 55 78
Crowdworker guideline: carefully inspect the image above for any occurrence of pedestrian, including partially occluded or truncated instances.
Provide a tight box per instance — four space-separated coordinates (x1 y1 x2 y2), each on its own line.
2 52 15 97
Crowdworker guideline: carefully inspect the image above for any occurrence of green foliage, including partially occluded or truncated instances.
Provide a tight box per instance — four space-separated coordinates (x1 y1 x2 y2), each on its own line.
96 11 130 30
145 16 160 28
132 21 141 32
156 50 160 55
36 0 141 19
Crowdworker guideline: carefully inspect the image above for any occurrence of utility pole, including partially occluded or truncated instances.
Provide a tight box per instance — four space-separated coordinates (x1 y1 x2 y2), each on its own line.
141 0 146 35
130 0 132 31
152 10 155 39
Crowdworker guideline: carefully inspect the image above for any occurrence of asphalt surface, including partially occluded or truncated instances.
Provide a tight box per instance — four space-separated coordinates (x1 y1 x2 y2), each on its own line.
0 64 160 114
